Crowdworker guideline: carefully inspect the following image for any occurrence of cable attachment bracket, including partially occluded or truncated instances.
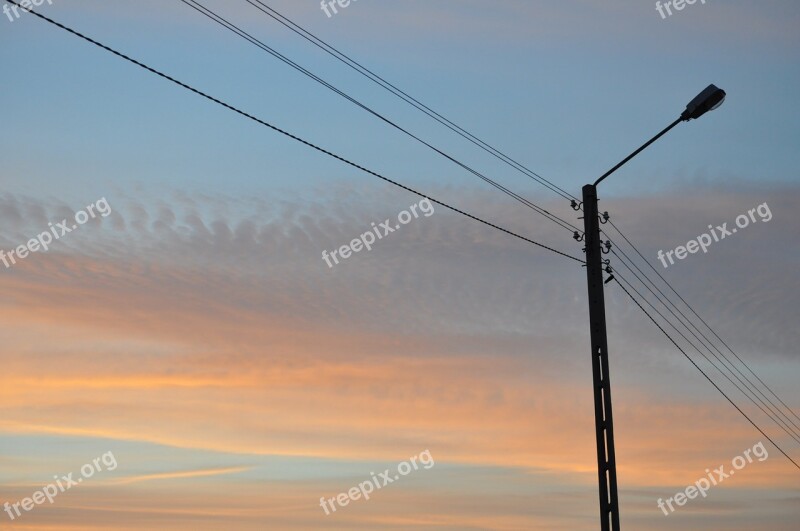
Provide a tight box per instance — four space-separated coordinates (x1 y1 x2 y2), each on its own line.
601 240 612 254
571 199 583 211
599 211 610 224
573 231 585 242
603 262 615 284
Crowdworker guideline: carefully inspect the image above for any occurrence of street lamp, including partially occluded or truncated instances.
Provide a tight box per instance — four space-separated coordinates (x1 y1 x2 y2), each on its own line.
580 84 725 531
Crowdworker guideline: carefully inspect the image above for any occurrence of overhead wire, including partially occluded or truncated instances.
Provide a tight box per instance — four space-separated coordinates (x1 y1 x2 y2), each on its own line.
243 4 795 434
242 2 797 428
244 0 578 202
199 0 800 456
10 0 584 266
610 246 800 445
613 273 800 471
177 0 581 235
604 218 800 431
607 234 800 437
241 0 800 466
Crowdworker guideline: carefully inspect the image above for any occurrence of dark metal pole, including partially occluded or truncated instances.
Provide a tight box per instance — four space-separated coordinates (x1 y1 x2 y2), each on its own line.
582 184 620 531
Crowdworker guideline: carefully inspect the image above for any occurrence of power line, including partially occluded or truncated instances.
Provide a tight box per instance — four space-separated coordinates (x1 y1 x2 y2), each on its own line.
610 248 800 445
246 0 798 438
613 274 800 471
236 0 800 476
12 0 584 266
607 236 800 439
245 1 800 438
251 0 799 435
177 0 581 235
244 0 578 202
606 218 800 430
603 213 800 442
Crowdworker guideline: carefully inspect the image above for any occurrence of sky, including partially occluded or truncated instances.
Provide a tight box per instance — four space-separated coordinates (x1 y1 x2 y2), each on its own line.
1 0 799 529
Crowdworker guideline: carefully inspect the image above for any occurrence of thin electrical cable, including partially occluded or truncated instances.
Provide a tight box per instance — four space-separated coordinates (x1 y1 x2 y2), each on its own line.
245 1 800 434
178 0 581 235
606 233 800 436
10 0 584 266
614 271 800 446
613 275 800 471
245 0 800 463
607 218 800 427
245 0 578 202
611 250 800 445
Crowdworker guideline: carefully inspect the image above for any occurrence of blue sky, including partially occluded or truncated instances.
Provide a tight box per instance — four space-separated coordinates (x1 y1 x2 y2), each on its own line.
3 0 799 204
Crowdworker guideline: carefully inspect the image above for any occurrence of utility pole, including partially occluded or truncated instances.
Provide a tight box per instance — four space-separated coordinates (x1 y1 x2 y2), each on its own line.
582 183 619 531
577 84 727 531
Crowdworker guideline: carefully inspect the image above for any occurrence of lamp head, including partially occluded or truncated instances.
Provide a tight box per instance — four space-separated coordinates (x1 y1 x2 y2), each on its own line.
681 84 726 121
